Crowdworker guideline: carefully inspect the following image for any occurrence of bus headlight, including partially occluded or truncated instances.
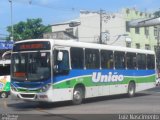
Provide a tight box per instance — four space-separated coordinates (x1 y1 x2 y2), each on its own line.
41 84 51 92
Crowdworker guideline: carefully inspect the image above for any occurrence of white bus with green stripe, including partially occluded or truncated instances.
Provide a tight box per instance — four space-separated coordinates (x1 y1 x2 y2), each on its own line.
11 39 156 104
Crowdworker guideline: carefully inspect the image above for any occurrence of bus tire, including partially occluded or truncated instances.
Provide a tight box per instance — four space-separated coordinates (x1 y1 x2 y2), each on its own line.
128 82 135 97
72 87 84 105
0 92 8 98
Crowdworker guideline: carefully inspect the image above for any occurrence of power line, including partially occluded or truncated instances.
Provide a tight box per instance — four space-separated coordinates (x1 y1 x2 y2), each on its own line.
13 0 80 12
0 34 9 36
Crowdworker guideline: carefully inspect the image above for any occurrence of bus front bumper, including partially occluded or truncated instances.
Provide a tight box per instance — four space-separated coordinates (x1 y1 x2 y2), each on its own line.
11 90 53 102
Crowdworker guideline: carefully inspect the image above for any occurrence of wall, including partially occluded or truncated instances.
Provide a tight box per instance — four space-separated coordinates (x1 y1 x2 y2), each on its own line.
123 8 157 50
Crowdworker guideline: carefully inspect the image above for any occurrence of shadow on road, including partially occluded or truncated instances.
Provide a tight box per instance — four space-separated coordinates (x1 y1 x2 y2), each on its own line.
7 100 72 110
7 92 151 110
83 92 151 104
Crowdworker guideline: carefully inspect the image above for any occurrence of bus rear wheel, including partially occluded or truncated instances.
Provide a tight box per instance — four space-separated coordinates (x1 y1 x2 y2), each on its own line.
128 82 135 97
0 92 8 98
72 87 84 105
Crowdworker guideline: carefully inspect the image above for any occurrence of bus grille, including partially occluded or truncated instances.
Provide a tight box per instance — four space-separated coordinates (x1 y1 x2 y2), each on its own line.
20 94 35 98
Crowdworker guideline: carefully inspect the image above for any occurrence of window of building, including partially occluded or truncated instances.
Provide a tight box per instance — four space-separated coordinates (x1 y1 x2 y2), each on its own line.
147 54 155 69
145 44 151 50
126 21 130 32
136 43 140 49
126 53 137 69
85 48 100 69
135 27 140 34
126 42 131 48
144 27 149 36
66 28 74 35
154 26 158 37
114 52 126 69
137 54 146 69
70 47 84 69
101 50 114 69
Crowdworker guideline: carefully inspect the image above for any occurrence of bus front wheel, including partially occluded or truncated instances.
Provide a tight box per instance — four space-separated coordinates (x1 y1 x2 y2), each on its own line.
128 82 135 97
72 87 84 105
0 92 8 98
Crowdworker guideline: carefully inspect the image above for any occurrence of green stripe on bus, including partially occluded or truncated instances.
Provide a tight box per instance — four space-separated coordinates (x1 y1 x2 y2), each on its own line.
16 75 156 92
53 75 156 89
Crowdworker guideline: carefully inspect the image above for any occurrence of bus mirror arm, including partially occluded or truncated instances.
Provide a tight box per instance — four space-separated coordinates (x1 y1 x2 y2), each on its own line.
53 65 58 73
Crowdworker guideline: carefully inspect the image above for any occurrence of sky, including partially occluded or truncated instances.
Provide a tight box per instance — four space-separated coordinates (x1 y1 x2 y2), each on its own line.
0 0 160 36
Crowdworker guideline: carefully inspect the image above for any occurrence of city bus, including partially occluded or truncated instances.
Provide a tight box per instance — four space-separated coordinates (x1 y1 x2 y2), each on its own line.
10 39 156 104
0 50 11 98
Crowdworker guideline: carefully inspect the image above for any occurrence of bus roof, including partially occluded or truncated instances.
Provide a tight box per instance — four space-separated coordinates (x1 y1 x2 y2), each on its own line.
14 39 155 55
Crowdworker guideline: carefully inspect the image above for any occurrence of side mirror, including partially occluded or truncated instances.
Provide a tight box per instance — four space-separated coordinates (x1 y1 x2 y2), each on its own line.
57 51 63 61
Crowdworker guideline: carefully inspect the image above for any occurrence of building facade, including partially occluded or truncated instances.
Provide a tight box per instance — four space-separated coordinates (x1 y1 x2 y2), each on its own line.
44 8 159 51
124 8 158 50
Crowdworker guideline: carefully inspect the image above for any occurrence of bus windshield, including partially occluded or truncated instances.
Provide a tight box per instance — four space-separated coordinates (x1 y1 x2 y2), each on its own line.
11 52 51 81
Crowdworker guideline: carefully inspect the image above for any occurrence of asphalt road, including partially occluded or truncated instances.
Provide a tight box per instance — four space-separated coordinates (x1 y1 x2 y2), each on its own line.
0 87 160 120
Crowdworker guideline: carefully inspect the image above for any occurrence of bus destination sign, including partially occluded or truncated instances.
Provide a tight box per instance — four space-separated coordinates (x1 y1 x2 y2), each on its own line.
13 41 51 51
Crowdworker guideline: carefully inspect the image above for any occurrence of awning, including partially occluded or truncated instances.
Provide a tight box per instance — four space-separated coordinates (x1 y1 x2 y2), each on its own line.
129 17 160 27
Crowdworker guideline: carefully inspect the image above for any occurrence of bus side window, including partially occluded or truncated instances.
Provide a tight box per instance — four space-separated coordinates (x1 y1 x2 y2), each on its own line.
126 53 137 69
101 50 113 69
137 54 146 70
70 47 84 69
147 54 155 69
54 50 69 74
85 49 100 69
114 51 126 69
0 65 10 76
107 59 114 69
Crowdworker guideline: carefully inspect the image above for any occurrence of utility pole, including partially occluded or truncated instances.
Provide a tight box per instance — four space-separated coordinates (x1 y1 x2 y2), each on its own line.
157 26 160 69
99 9 103 44
99 9 110 44
158 26 160 46
9 0 13 41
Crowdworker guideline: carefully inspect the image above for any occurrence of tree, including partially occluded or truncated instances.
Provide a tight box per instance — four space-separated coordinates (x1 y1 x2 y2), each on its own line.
7 18 51 41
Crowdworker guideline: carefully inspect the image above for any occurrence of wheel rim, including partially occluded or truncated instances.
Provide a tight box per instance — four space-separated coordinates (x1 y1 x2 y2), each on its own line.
1 93 6 98
129 87 134 95
129 84 135 96
74 91 81 101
